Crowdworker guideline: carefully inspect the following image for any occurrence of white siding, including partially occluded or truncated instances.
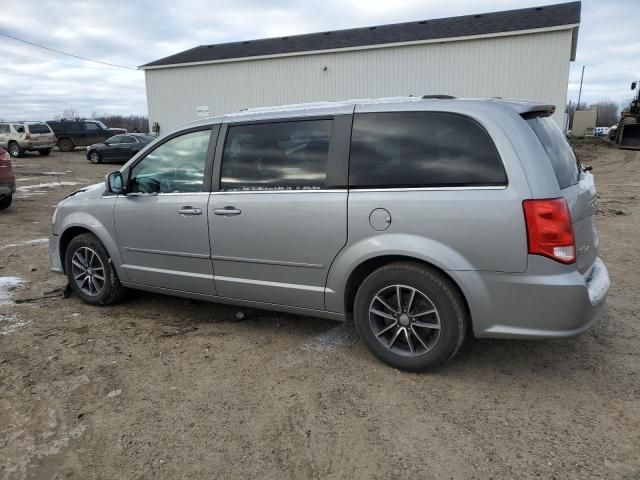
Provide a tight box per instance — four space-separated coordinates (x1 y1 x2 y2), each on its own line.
145 29 573 132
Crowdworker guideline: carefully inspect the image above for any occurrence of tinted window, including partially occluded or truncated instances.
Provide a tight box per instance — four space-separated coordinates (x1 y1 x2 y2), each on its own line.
139 135 156 143
129 129 211 194
13 124 25 134
120 136 136 144
220 120 332 191
105 136 122 145
527 117 580 189
349 112 506 188
27 123 51 134
85 123 100 132
0 124 9 134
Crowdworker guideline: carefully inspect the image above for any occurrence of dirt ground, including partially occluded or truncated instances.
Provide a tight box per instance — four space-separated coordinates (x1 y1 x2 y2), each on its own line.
0 142 639 480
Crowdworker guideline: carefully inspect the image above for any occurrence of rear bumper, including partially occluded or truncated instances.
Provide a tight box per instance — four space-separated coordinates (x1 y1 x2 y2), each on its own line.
25 143 55 150
454 256 610 339
0 179 16 196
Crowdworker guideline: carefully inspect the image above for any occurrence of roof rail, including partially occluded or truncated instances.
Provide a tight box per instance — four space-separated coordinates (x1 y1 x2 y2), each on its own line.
422 95 456 99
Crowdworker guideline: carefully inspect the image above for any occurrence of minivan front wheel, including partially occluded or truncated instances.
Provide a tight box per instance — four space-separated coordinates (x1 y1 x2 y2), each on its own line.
65 233 125 305
354 262 467 372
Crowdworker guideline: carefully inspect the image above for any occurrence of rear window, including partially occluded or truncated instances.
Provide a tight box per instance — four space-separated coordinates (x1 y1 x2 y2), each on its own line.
27 123 51 134
526 117 580 189
349 112 507 188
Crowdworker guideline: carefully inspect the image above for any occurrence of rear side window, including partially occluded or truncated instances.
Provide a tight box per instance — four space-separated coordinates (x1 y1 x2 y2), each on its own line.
27 123 51 134
349 112 506 188
526 117 580 189
220 120 332 191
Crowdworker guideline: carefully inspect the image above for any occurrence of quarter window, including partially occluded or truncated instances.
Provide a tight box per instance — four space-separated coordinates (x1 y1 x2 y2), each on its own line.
220 120 332 191
349 112 507 188
129 129 211 194
120 136 136 144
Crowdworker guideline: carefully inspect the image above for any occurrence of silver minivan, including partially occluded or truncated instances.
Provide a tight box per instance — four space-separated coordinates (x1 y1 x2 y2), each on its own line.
49 97 610 371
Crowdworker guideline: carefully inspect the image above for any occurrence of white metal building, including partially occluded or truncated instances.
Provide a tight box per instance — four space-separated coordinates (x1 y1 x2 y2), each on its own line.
140 2 580 132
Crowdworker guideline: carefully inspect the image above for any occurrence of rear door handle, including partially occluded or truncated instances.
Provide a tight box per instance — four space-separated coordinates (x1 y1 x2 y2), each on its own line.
213 207 241 216
177 206 202 216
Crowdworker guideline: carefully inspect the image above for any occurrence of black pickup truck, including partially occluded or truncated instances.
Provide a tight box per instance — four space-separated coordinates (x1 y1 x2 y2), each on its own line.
46 120 126 152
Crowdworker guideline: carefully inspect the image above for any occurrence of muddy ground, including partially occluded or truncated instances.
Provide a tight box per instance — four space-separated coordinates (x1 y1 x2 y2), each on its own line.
1 142 639 479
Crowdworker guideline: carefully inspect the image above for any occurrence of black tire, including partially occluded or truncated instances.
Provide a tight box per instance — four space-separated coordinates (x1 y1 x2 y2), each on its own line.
38 149 51 156
64 233 126 306
88 150 102 164
8 142 23 158
353 262 467 372
58 138 75 152
0 195 12 210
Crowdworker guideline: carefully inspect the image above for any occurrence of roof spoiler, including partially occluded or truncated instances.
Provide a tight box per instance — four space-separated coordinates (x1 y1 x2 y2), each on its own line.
520 105 555 119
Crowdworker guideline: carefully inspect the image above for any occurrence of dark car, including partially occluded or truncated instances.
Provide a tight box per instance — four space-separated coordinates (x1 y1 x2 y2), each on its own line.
86 134 156 164
46 119 126 152
0 147 16 210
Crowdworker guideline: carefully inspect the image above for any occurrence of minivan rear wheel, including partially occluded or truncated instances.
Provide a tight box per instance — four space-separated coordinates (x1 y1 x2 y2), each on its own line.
65 233 125 305
353 262 467 372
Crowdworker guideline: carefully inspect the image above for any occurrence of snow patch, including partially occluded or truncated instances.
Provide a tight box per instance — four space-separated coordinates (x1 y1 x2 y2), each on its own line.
303 323 359 352
0 314 30 336
578 170 596 195
0 238 48 250
17 181 78 192
0 276 25 305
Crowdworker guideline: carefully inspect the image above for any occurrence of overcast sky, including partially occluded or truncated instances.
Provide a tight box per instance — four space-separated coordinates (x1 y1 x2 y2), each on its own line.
0 0 637 120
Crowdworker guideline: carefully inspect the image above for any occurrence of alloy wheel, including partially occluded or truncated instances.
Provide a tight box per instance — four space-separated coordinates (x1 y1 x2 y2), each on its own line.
369 284 441 357
71 247 106 296
89 151 99 163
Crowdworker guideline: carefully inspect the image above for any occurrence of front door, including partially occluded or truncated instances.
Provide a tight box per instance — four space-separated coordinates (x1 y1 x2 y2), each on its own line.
210 118 348 310
114 127 217 295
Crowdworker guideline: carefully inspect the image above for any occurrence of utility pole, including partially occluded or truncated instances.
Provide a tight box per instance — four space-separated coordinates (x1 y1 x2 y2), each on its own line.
577 65 585 110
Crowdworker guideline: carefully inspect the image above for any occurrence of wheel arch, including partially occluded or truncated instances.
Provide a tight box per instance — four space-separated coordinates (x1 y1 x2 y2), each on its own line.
342 255 471 321
58 223 125 280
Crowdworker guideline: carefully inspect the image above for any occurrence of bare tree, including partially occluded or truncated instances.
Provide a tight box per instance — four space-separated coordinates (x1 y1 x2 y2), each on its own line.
593 100 620 127
61 107 79 120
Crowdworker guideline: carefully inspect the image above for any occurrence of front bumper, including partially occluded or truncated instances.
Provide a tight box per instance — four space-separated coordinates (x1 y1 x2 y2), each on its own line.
454 256 610 339
49 233 64 274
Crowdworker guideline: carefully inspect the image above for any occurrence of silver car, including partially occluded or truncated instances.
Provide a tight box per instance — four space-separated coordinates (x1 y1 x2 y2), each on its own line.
49 97 610 371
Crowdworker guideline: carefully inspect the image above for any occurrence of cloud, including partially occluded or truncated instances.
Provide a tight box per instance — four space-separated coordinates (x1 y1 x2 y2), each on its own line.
0 0 637 121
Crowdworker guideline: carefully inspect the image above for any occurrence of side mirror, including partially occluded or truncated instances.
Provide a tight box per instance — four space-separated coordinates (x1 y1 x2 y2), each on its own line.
105 171 125 194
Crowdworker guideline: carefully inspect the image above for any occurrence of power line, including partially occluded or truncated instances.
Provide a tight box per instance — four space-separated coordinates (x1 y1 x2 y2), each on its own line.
0 31 137 70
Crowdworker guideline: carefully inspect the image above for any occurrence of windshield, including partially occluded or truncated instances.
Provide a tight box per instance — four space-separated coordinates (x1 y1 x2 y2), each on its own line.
527 116 581 189
95 121 107 129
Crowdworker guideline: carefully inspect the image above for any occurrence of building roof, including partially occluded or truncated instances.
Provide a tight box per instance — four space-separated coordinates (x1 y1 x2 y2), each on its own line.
140 2 580 69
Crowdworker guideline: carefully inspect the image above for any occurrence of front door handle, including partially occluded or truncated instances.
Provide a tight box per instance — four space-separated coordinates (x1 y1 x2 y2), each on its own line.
178 206 202 216
213 207 241 216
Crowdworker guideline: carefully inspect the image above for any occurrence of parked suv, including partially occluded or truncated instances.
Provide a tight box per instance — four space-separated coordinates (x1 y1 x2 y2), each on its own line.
0 121 56 157
49 97 610 371
46 119 126 152
0 147 16 209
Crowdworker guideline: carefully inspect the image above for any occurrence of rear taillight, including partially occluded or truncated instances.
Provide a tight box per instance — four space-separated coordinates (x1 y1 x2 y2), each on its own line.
523 198 575 264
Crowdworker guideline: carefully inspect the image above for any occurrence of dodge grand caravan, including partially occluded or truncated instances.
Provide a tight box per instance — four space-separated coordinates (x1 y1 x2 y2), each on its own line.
49 97 610 371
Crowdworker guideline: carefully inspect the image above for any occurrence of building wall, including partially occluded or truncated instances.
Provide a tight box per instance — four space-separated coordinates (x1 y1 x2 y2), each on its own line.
144 28 574 133
572 108 598 137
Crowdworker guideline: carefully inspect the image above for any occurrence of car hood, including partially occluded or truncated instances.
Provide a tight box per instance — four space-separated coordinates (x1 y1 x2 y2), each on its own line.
63 182 106 201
